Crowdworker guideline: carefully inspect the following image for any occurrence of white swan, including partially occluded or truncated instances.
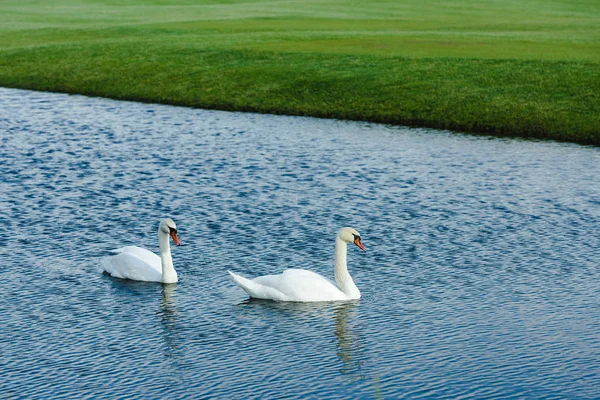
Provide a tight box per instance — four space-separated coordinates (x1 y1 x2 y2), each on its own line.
228 227 366 302
101 218 181 283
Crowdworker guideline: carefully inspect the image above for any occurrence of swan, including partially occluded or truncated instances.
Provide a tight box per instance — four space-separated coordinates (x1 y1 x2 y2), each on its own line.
101 218 181 283
228 227 366 302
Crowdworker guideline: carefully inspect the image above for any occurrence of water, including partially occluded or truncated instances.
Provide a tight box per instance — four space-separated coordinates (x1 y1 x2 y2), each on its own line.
1 88 599 399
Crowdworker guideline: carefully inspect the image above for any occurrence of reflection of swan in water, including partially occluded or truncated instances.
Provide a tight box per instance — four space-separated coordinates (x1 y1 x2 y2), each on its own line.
160 283 178 322
159 284 180 357
334 302 383 399
334 302 361 376
239 299 382 397
239 299 362 374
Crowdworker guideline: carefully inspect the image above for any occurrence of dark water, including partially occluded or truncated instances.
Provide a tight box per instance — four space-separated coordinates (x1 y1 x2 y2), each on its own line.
1 88 599 399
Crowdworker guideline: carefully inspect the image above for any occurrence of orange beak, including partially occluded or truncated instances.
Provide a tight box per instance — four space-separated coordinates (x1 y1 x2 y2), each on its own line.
354 237 366 252
170 231 181 246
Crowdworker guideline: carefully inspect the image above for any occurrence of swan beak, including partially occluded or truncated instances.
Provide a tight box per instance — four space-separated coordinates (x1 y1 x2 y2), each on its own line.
354 238 366 252
170 231 181 246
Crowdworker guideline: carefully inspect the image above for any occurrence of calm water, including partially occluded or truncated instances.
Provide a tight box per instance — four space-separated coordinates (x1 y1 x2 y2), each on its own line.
1 88 599 399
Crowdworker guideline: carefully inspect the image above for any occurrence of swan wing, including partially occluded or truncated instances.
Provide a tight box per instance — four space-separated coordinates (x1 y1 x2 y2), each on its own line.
278 269 347 301
228 271 293 301
101 248 162 282
229 269 347 302
110 246 159 265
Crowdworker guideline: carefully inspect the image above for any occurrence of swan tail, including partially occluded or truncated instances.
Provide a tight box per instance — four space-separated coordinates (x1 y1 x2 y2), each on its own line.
227 270 289 301
108 247 127 254
100 256 124 279
228 270 255 292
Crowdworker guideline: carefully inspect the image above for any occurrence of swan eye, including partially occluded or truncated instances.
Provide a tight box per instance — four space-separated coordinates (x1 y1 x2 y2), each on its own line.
169 227 177 234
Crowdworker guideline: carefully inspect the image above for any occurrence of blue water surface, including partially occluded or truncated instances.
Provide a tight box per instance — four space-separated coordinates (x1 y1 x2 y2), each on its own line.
0 88 599 399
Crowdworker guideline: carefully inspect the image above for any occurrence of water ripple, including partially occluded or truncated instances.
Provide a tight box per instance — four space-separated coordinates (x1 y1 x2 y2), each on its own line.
1 88 599 399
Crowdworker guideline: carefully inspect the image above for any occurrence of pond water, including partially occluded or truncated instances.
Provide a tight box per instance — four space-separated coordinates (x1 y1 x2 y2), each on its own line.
1 88 599 399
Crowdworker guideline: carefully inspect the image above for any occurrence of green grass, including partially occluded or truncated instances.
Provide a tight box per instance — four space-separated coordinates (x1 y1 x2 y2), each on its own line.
0 0 599 144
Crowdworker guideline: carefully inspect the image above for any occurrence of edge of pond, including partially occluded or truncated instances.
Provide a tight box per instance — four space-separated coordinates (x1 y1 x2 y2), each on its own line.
3 85 598 148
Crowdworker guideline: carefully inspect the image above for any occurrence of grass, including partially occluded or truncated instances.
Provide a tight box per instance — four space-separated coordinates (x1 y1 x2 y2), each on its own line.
0 0 599 144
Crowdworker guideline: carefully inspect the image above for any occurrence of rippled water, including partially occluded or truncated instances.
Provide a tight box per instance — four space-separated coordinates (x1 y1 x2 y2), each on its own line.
1 88 599 399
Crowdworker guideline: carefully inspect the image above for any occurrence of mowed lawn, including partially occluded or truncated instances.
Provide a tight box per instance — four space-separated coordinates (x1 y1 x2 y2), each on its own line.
0 0 598 144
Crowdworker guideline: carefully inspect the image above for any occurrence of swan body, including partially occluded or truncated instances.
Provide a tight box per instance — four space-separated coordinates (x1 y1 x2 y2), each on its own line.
229 227 366 302
101 218 181 283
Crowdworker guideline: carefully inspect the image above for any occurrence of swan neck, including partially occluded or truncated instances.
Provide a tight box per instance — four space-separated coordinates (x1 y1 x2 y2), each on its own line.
158 231 177 284
334 237 360 299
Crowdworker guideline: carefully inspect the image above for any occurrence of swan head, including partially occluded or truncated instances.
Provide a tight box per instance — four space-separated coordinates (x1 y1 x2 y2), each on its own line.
337 227 366 252
159 218 181 246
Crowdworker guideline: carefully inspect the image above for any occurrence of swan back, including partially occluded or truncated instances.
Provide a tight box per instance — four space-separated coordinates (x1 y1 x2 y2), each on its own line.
101 247 163 282
229 269 349 302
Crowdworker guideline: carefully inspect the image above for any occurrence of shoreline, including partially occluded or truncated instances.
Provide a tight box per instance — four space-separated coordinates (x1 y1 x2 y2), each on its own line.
0 53 597 146
1 1 598 146
1 83 598 147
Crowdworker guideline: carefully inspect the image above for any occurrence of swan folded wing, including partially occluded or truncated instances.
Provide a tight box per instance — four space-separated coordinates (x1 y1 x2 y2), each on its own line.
110 246 159 264
101 251 163 282
254 269 347 302
228 271 293 301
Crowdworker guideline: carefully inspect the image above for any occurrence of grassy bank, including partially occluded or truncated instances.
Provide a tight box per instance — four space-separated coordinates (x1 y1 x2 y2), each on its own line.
0 1 599 144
